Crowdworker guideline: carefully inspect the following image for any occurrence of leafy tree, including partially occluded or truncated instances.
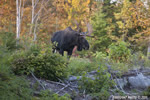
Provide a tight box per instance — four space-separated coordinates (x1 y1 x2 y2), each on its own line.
114 0 133 41
54 0 97 31
0 0 16 32
128 0 150 57
114 0 150 56
102 0 121 37
109 41 131 62
63 0 90 26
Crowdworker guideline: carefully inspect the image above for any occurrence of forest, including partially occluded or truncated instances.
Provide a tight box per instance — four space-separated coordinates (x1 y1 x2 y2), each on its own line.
0 0 150 100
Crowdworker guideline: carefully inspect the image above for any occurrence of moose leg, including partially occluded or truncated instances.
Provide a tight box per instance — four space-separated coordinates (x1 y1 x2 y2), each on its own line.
67 50 73 59
52 48 56 53
59 49 64 56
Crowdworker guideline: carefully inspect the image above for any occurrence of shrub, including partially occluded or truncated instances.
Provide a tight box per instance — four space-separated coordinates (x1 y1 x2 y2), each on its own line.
144 58 150 68
128 52 150 68
68 58 97 76
92 51 108 64
142 87 150 98
0 74 33 100
0 32 20 51
111 62 129 74
0 54 32 100
109 41 131 62
78 65 114 100
26 44 42 56
37 90 71 100
129 52 145 68
11 48 68 81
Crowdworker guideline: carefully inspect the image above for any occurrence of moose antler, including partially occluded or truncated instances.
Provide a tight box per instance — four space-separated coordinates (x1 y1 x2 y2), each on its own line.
87 23 93 35
74 20 81 32
85 20 93 36
74 20 94 38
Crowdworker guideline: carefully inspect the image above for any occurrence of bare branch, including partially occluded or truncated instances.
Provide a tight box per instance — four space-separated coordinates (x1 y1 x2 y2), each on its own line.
86 22 93 35
56 84 70 94
34 0 40 7
33 0 45 20
74 20 81 32
33 15 39 41
30 71 46 90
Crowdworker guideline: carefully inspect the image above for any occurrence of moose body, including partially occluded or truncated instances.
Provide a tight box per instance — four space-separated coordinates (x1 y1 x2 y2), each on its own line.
51 27 89 57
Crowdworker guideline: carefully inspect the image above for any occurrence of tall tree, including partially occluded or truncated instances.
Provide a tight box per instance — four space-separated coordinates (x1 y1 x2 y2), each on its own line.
114 0 150 57
16 0 25 44
91 6 111 53
129 0 150 58
29 0 48 41
53 0 96 31
0 0 16 32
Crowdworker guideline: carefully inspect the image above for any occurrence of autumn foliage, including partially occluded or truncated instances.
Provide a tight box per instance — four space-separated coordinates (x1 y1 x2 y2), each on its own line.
0 0 150 56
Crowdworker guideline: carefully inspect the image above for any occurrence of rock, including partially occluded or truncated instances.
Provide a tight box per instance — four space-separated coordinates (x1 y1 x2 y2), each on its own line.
87 70 97 75
68 76 81 81
114 77 128 88
74 94 93 100
128 73 150 89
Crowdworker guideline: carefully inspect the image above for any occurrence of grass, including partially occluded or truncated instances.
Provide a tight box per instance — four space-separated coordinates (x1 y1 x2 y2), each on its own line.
67 57 97 76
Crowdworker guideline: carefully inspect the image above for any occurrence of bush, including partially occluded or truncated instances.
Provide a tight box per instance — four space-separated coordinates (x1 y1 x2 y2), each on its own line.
78 65 114 100
142 87 150 98
129 52 145 68
0 74 33 100
0 32 20 51
111 62 129 74
92 51 108 64
109 41 131 62
11 48 68 81
26 44 42 56
36 90 71 100
128 52 150 68
68 58 97 76
0 52 33 100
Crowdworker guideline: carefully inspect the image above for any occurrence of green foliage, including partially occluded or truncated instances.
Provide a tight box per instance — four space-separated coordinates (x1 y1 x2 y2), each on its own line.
128 51 145 68
92 51 108 63
0 48 33 100
0 74 32 100
68 58 97 76
0 32 20 51
26 44 42 56
78 66 114 100
109 41 131 62
11 48 68 81
144 58 150 68
111 62 129 74
142 87 150 98
0 40 70 100
91 6 112 53
36 90 71 100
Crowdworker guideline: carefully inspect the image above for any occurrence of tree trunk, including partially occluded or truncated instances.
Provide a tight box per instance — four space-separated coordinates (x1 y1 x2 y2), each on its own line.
16 0 19 41
147 38 150 59
16 0 25 45
30 0 46 41
29 0 35 35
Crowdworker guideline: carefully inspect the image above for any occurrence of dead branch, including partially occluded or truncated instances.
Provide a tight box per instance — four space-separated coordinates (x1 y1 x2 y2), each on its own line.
46 80 75 91
45 80 66 86
56 84 70 94
30 71 46 90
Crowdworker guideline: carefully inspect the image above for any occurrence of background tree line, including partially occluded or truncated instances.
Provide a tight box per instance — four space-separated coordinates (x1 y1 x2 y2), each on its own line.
0 0 150 58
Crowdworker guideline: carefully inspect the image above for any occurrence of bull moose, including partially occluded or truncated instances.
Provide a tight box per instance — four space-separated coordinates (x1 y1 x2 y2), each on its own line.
51 23 92 58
